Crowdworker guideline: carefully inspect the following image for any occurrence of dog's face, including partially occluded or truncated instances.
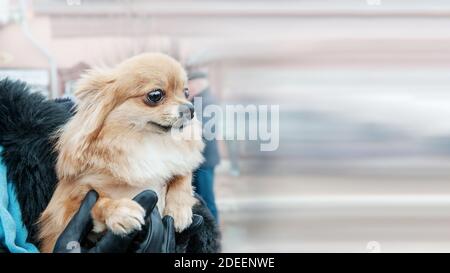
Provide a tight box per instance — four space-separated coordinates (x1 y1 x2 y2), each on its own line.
74 53 197 139
105 54 195 135
57 53 204 181
90 53 195 137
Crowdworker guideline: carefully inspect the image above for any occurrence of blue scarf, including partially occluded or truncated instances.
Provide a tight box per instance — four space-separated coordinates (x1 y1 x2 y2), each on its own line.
0 146 39 253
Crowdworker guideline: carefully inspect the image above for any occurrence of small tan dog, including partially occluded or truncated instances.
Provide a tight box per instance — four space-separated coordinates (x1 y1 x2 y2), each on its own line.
38 53 204 252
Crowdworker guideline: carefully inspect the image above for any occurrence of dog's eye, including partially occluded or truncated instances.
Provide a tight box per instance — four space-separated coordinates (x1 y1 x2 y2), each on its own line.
146 89 165 105
184 88 189 99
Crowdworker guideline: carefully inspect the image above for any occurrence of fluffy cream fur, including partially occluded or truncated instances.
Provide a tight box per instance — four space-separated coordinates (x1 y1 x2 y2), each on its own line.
38 53 204 252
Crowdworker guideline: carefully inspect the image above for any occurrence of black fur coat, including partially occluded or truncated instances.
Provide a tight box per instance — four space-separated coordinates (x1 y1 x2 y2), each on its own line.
0 79 220 252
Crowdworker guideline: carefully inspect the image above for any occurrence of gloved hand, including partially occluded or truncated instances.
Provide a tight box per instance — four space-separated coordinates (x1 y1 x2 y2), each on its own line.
130 203 204 253
53 190 158 253
53 189 204 253
174 214 204 253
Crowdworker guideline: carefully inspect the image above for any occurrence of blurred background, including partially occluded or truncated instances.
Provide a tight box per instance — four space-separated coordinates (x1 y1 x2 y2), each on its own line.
2 0 450 252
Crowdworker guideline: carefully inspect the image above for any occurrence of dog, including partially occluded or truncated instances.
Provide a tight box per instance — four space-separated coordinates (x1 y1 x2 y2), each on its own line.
38 53 205 252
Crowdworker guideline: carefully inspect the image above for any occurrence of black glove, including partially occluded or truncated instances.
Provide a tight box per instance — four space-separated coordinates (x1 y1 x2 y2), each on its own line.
132 205 204 253
53 189 204 253
174 214 204 253
131 207 175 253
53 190 158 253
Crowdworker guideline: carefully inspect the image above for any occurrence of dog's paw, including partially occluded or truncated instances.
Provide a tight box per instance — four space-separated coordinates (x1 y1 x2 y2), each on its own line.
164 205 193 232
105 199 145 235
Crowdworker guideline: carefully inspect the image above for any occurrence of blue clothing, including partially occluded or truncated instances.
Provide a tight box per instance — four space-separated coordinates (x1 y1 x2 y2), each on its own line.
192 88 220 221
0 146 39 253
193 167 218 221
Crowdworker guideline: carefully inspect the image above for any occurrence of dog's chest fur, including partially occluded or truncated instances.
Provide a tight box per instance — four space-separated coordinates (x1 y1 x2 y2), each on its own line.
121 135 204 184
90 133 204 211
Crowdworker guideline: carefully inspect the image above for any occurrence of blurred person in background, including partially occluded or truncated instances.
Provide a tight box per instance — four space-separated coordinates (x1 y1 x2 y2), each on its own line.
188 70 220 222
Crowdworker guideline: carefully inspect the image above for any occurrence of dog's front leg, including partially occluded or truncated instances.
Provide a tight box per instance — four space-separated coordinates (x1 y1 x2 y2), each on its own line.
163 174 197 232
91 196 145 235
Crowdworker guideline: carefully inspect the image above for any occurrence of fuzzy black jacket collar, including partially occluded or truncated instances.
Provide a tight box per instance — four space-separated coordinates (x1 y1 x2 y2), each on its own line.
0 79 220 252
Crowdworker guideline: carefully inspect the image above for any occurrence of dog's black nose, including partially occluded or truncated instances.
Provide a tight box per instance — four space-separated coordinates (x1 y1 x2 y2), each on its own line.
179 103 195 120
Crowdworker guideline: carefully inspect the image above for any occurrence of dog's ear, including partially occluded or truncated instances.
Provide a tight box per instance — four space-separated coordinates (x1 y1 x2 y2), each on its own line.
74 69 119 140
56 69 119 179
